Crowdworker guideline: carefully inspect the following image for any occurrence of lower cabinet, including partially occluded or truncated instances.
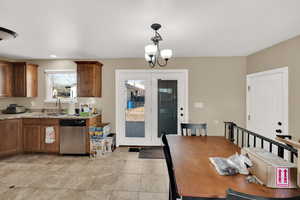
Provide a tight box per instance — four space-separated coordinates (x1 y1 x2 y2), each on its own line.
0 119 22 157
40 124 60 153
23 119 60 153
23 125 41 152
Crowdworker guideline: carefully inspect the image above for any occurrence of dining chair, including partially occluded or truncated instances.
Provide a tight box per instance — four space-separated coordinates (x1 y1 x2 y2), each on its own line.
162 134 180 200
162 134 214 200
181 123 207 136
226 188 300 200
162 134 222 200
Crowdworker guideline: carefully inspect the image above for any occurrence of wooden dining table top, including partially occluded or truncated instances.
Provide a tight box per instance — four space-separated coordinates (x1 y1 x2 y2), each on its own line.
167 135 300 199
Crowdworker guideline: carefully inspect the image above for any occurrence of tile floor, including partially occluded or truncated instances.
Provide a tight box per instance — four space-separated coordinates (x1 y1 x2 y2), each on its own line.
0 148 169 200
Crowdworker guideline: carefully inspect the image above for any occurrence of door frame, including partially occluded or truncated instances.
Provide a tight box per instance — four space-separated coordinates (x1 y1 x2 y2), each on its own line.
246 67 289 134
115 69 189 146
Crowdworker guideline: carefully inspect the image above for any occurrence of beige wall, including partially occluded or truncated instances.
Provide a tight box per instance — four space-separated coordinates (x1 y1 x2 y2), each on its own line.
0 57 247 135
99 57 246 135
0 98 18 109
247 35 300 140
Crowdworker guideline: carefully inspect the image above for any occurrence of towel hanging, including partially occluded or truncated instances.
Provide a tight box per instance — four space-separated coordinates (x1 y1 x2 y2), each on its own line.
45 126 55 144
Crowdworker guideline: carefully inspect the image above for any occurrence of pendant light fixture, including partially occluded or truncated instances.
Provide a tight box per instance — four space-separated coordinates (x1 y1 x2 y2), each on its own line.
144 23 172 68
0 27 18 41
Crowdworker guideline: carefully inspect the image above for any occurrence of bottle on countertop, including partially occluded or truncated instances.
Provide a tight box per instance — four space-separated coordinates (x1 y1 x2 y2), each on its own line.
68 101 76 115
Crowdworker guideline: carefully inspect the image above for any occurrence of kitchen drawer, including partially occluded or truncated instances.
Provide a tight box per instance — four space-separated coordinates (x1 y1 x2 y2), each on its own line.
23 118 41 125
40 119 59 125
88 115 101 126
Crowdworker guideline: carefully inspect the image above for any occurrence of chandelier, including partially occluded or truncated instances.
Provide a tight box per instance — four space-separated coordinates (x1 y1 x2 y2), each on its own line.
0 27 18 41
144 23 172 68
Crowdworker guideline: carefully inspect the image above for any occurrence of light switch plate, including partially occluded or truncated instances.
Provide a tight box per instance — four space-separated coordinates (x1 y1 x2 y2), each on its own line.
194 102 204 109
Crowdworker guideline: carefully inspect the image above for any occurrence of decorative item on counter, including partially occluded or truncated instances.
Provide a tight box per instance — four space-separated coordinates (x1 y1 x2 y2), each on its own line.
79 104 90 117
88 98 97 114
92 107 97 114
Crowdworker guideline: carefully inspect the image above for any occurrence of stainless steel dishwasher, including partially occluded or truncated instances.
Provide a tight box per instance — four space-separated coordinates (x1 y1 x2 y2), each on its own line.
60 119 88 154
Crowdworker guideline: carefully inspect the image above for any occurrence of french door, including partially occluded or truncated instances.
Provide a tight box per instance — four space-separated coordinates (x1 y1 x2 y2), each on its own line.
116 70 188 146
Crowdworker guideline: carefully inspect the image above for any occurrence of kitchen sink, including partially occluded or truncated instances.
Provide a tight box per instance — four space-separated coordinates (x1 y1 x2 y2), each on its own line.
46 113 66 116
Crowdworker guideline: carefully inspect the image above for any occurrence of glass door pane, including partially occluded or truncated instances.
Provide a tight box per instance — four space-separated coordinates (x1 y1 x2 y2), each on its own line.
125 80 145 138
158 80 178 137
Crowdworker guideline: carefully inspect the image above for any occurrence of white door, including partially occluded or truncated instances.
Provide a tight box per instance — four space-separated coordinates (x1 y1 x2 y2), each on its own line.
247 67 288 141
116 70 188 146
151 71 188 145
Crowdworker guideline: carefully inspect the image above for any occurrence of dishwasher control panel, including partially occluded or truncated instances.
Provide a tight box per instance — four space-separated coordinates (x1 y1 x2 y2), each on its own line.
60 119 86 126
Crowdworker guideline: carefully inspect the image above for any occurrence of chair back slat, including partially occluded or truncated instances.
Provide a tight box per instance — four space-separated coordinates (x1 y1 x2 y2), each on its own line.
181 123 207 136
162 134 179 200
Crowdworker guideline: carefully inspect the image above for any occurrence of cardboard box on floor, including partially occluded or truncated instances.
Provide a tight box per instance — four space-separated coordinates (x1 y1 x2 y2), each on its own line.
241 147 297 188
276 137 300 188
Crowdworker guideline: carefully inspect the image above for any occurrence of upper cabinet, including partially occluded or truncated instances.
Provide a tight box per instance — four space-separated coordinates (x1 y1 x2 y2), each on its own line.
0 61 13 97
12 62 38 97
75 61 102 97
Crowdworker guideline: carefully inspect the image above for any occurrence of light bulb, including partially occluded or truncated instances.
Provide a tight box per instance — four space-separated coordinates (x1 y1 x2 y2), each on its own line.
145 44 157 56
160 49 172 59
145 53 151 62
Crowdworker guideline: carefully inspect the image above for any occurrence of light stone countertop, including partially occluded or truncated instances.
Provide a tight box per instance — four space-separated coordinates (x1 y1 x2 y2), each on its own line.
0 112 101 120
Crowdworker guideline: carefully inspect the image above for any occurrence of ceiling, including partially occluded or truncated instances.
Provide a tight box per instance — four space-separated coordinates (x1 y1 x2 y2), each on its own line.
1 0 300 59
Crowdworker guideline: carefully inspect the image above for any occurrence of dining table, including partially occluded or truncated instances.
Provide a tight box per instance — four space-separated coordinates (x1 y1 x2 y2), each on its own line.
167 135 300 199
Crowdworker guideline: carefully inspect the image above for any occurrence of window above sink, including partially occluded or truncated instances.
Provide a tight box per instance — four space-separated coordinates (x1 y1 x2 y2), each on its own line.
45 69 77 103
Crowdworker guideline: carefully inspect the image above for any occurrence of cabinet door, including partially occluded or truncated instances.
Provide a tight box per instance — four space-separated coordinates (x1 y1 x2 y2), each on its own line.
77 64 94 97
26 64 38 97
0 119 21 157
0 61 13 97
40 125 60 153
13 62 27 97
93 64 102 97
76 61 102 97
23 125 41 152
13 63 38 97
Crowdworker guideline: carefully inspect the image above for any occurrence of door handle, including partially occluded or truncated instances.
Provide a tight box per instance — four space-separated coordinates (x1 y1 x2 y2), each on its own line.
276 129 282 133
278 122 282 126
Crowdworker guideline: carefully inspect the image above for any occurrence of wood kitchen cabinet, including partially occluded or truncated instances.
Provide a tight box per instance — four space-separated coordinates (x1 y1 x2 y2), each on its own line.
0 61 13 97
23 119 60 153
0 119 23 157
12 62 38 97
87 115 102 127
23 119 41 152
75 61 102 97
40 119 60 153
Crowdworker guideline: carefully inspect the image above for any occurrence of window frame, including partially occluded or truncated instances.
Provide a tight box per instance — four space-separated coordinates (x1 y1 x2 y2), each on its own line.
44 69 77 103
